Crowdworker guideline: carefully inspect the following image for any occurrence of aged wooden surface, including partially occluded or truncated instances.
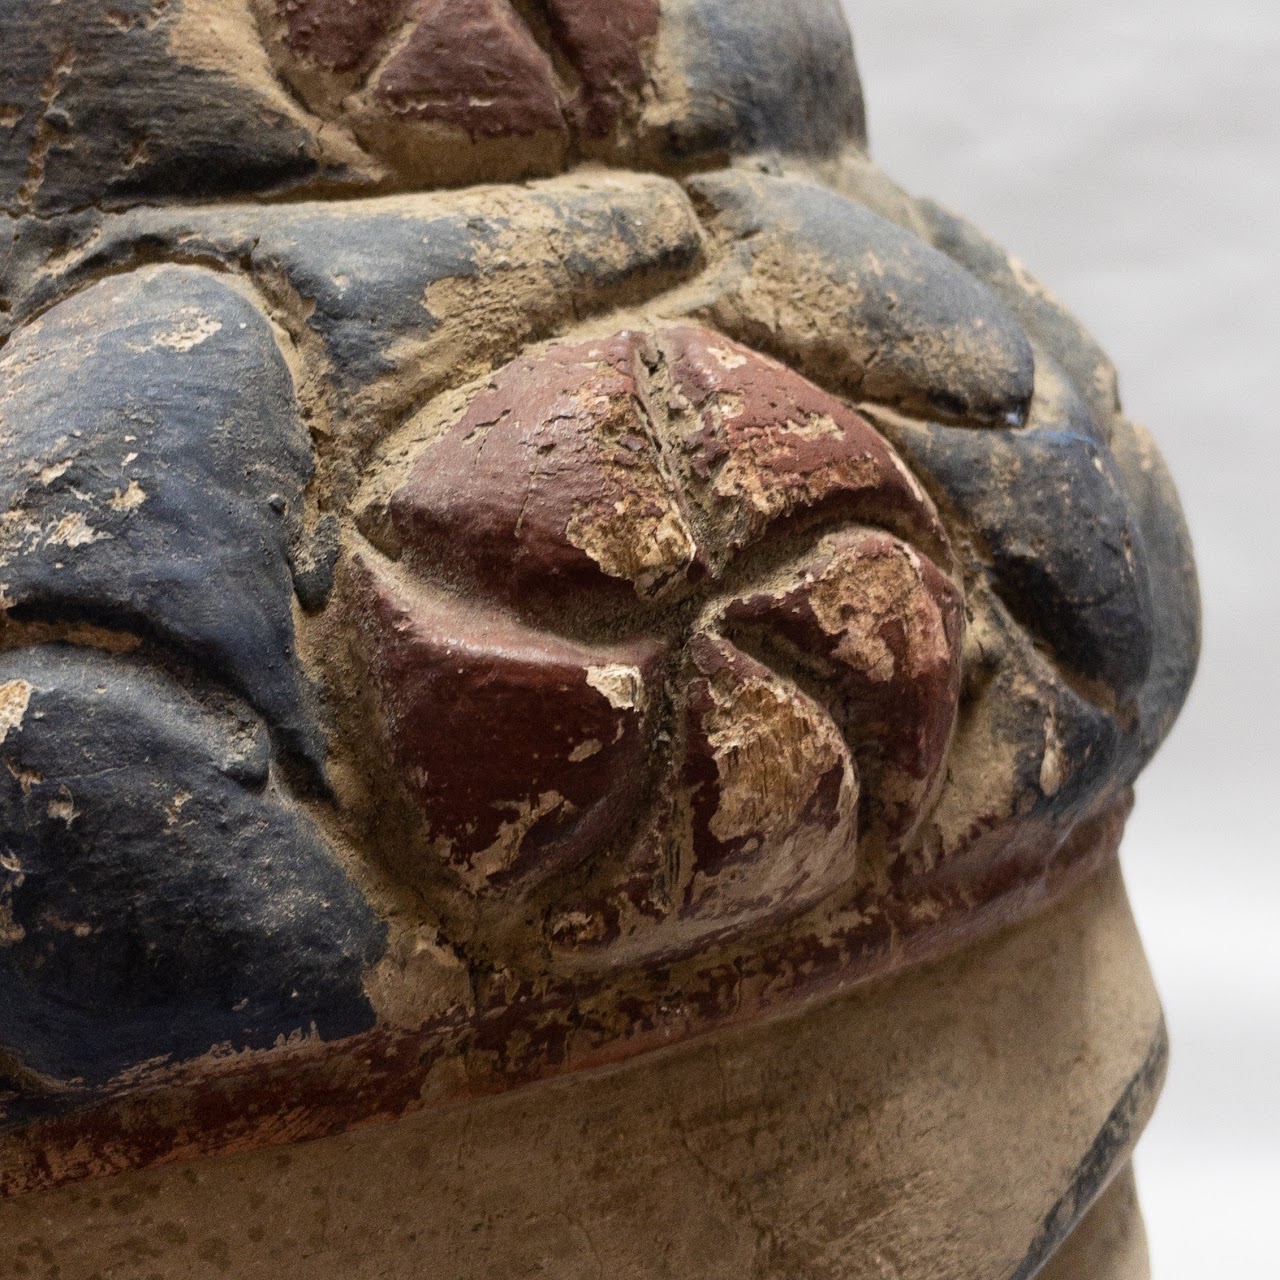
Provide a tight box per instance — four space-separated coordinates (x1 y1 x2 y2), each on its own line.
0 6 1197 1259
0 864 1163 1280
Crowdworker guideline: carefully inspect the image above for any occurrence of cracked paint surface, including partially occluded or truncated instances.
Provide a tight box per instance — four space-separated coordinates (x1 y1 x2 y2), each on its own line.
0 0 1198 1214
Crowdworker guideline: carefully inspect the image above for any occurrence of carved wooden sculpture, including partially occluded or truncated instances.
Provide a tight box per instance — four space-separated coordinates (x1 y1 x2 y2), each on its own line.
0 2 1199 1276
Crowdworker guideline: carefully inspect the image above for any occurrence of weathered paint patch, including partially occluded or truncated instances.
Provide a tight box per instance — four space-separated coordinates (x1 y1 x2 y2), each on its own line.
694 637 851 846
353 553 667 894
660 325 949 566
917 197 1122 429
0 264 324 774
585 664 646 712
106 480 147 512
148 313 223 351
356 322 960 960
677 631 860 928
878 408 1155 705
17 176 705 438
1 0 873 216
722 528 964 843
2 0 327 216
43 512 110 549
688 172 1036 429
278 0 412 73
1107 417 1201 776
371 0 566 140
917 581 1128 871
640 0 864 159
387 332 703 603
0 647 384 1089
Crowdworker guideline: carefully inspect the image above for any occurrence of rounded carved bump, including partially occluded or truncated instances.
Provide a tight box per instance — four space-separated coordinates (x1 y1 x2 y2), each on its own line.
352 553 667 897
720 528 964 843
369 0 566 140
381 331 705 606
347 324 964 966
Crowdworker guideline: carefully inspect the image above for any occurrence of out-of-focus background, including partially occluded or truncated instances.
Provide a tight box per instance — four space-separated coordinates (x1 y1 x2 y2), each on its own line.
842 1 1279 1273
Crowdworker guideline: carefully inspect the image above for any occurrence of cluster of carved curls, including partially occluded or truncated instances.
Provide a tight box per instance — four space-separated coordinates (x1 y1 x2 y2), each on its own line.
350 326 964 966
266 0 658 141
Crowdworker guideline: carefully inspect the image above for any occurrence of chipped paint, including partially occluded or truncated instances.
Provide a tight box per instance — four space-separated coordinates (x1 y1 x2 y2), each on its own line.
44 513 109 548
46 788 77 825
706 344 748 370
1040 712 1067 797
565 493 698 599
107 480 147 512
152 314 223 352
463 790 569 892
807 543 939 682
565 490 698 596
164 788 193 826
702 670 846 844
585 664 644 711
0 680 33 746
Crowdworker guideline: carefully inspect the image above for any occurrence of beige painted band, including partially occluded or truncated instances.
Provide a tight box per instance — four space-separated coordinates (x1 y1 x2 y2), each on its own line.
1 860 1163 1279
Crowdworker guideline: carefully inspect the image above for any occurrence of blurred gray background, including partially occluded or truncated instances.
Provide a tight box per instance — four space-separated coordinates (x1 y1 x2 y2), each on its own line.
841 1 1279 1272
